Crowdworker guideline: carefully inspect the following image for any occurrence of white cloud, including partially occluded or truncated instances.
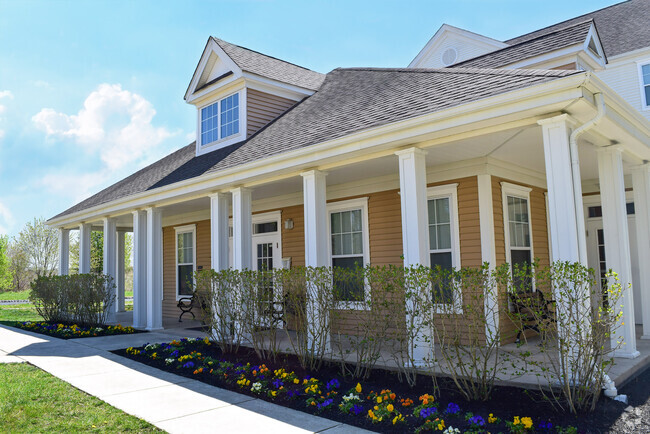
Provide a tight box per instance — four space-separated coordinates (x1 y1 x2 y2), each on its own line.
39 170 111 204
185 131 196 142
0 91 13 100
32 83 174 170
34 80 50 88
0 201 14 235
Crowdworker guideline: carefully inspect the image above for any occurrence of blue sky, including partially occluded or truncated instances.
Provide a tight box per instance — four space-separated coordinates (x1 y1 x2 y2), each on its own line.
0 0 620 236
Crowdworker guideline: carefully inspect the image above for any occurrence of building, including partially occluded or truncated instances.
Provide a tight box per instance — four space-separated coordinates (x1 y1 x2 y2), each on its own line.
48 0 650 362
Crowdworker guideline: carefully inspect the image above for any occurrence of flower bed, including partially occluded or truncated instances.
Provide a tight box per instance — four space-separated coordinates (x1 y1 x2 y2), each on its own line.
112 338 634 433
14 321 139 339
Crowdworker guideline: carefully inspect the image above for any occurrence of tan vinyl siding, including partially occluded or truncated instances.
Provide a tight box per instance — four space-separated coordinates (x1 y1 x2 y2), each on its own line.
552 62 578 70
247 89 296 138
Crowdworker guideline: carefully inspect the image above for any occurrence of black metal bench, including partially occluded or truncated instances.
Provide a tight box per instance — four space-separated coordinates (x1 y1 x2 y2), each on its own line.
177 295 197 322
509 290 556 344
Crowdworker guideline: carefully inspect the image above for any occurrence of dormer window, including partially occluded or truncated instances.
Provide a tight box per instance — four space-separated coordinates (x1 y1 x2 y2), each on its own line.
200 92 240 146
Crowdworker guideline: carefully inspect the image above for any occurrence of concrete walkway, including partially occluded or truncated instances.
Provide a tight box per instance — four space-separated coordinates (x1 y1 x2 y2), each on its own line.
0 325 372 434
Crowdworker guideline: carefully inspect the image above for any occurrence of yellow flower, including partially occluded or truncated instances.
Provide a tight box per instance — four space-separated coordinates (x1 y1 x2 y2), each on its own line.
355 383 362 393
271 391 277 397
514 416 520 425
488 413 497 423
392 414 404 425
368 409 376 420
374 405 378 410
376 396 382 403
387 404 394 412
294 379 299 384
521 417 533 429
437 419 445 431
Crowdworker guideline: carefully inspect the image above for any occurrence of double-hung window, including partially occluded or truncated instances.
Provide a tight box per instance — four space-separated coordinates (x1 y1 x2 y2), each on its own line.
501 182 533 292
640 62 650 109
175 225 196 299
427 184 461 310
328 198 370 307
200 92 240 146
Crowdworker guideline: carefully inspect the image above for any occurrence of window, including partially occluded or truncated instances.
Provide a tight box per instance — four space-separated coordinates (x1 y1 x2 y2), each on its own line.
175 225 196 299
200 92 240 146
588 203 635 218
328 198 370 307
501 183 533 292
427 184 461 309
641 63 650 108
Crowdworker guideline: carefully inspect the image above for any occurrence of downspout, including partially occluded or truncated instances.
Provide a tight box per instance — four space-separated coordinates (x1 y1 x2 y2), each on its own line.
569 92 605 266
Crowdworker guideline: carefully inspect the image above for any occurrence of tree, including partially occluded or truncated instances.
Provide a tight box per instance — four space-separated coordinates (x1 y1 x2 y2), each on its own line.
16 217 58 277
0 235 12 291
8 241 31 291
90 231 103 273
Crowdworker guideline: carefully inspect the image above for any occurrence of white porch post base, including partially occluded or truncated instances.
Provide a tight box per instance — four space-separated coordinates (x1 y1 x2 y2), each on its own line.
58 228 70 276
79 223 92 274
132 211 148 329
396 147 432 365
231 187 252 343
146 208 163 331
301 170 330 353
116 230 126 313
102 217 117 324
632 164 650 340
598 146 638 358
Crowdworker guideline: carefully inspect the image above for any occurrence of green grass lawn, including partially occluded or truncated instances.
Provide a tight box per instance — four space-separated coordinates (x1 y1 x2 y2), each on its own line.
126 290 133 297
0 363 160 432
0 289 31 301
0 304 42 323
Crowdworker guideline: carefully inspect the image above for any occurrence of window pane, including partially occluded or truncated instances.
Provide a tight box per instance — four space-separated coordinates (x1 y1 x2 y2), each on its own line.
341 233 352 255
427 200 436 225
511 249 532 292
342 211 352 232
643 64 650 84
436 198 450 223
350 209 362 232
430 252 453 304
220 93 239 139
331 212 341 234
201 101 219 145
508 196 516 221
178 264 194 296
437 224 451 249
333 256 364 302
645 86 650 107
352 232 363 255
332 234 342 255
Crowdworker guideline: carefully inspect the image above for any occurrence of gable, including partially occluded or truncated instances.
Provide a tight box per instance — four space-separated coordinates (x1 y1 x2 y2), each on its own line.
409 24 508 68
184 38 242 104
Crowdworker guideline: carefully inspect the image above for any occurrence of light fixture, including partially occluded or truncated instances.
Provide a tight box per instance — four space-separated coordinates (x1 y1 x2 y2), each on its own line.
284 219 294 229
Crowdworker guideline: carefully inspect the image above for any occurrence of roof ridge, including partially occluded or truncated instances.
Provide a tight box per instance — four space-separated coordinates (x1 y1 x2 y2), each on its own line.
504 1 627 43
453 19 594 68
212 37 323 75
333 67 578 77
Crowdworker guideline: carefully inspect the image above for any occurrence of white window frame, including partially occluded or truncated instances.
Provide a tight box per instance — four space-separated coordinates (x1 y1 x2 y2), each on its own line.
637 59 650 111
174 224 197 301
327 197 371 310
501 182 535 291
228 211 282 268
427 184 462 313
196 89 246 155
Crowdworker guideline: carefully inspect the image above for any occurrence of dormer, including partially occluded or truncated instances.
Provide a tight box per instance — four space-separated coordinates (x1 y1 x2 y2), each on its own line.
185 37 325 156
409 24 508 68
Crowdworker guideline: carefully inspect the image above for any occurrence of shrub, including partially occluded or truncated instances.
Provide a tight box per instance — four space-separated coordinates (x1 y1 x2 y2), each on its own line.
30 273 115 326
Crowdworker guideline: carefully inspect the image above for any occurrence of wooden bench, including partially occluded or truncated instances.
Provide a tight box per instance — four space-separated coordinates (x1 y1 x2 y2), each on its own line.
509 290 556 344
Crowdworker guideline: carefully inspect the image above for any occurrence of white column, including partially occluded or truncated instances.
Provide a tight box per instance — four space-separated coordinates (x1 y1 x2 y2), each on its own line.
146 207 163 331
632 164 650 340
538 115 586 264
301 170 330 352
78 223 92 274
396 147 431 365
231 188 252 270
477 174 499 343
116 230 126 313
210 192 230 271
539 115 591 370
58 228 70 276
102 217 117 324
132 210 147 329
598 146 639 358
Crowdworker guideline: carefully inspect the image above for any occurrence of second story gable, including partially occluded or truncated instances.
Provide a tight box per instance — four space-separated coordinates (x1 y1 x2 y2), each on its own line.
184 37 325 156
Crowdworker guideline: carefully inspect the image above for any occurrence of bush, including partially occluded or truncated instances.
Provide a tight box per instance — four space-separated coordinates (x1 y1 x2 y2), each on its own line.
30 274 115 326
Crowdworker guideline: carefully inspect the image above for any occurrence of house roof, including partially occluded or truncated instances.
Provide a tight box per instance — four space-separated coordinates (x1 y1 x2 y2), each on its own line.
453 20 594 69
212 38 325 91
505 0 650 58
51 67 579 221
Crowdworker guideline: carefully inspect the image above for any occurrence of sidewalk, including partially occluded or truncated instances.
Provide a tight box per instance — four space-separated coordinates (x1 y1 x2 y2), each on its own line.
0 325 372 434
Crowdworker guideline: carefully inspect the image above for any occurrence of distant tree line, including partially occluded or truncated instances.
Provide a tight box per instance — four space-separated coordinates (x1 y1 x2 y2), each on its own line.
0 217 132 293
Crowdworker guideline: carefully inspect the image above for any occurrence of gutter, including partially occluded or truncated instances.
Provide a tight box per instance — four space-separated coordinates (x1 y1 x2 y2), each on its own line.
569 86 605 266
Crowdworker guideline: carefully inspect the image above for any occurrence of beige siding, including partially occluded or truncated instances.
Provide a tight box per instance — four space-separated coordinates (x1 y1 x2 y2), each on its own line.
597 51 650 122
247 89 296 137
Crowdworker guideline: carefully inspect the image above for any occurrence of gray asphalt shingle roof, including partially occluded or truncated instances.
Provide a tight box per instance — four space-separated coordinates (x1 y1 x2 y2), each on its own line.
454 20 594 69
51 67 579 220
213 38 325 91
505 0 650 58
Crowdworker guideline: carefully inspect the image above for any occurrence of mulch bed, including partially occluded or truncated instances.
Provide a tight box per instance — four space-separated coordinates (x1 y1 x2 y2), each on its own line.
6 321 144 339
112 338 649 433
